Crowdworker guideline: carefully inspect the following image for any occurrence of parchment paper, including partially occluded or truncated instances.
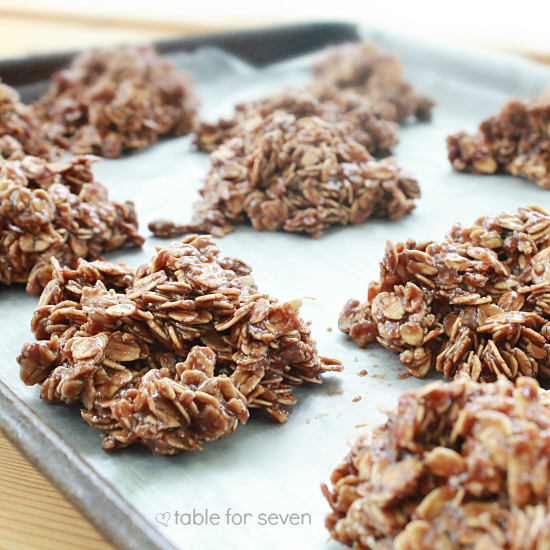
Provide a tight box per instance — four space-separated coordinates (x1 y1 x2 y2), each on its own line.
3 28 550 550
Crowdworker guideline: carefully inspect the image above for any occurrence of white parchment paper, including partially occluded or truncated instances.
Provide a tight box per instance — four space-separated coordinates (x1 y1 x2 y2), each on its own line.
3 28 550 550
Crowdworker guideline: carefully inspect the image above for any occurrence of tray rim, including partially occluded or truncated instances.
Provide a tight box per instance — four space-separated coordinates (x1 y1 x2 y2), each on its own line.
0 21 359 87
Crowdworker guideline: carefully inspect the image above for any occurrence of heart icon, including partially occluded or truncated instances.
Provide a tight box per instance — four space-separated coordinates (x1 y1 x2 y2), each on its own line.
156 512 171 527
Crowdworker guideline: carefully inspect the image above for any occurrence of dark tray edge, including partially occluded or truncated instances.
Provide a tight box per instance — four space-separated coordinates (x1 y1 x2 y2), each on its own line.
0 21 359 87
0 21 360 550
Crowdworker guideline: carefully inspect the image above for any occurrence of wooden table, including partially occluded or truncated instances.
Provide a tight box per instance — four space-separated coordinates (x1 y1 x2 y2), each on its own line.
0 432 114 550
0 5 549 550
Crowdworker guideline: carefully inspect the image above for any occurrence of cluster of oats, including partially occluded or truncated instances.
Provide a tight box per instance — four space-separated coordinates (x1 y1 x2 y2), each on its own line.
323 376 550 550
0 82 63 161
340 206 550 381
153 42 432 239
448 88 550 188
152 113 420 239
34 45 198 158
0 154 144 293
18 235 341 454
194 82 401 158
312 42 434 123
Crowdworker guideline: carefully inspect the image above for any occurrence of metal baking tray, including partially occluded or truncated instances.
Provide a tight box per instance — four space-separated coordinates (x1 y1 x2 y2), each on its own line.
2 22 550 550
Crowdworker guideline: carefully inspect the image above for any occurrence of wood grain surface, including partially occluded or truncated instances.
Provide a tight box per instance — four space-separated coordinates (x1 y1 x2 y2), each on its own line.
0 9 548 550
0 431 115 550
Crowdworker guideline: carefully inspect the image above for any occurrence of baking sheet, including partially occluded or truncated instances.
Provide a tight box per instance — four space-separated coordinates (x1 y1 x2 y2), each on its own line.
3 26 550 550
